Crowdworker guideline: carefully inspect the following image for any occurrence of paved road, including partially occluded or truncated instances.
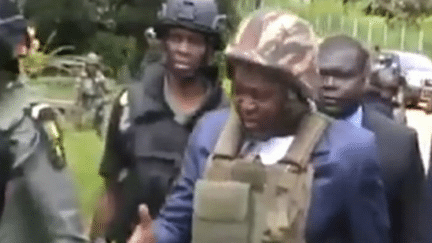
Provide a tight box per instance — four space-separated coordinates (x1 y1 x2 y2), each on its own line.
406 106 432 174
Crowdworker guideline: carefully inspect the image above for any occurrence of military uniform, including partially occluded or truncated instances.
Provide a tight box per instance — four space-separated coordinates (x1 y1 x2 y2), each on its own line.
94 0 229 241
0 85 88 243
0 2 87 241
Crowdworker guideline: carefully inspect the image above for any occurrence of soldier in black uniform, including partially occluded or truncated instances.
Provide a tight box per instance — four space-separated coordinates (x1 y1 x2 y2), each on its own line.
0 0 88 242
90 0 229 242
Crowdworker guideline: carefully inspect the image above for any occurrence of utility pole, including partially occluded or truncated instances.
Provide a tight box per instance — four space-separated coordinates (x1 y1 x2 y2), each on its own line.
353 17 358 37
400 21 406 50
419 27 424 52
383 23 388 47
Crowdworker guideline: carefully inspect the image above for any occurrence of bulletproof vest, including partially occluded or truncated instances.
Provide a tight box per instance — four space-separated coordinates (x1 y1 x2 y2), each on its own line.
192 109 332 243
107 63 223 242
123 63 226 215
125 64 191 216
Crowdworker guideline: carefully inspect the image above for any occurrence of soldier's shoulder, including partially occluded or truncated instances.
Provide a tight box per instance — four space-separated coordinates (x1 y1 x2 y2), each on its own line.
27 103 58 121
108 89 129 121
8 114 40 169
194 108 230 142
19 103 67 170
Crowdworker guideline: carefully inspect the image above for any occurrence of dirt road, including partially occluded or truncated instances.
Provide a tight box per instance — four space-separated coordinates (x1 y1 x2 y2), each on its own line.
406 106 432 173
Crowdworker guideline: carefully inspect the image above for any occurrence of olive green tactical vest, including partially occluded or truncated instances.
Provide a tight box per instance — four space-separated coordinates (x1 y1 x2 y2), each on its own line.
191 109 333 243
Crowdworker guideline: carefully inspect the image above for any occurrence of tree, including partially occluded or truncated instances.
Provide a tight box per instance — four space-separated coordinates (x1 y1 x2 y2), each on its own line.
339 0 432 25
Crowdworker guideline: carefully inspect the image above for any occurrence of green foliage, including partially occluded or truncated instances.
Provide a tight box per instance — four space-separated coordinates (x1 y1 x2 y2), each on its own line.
87 31 138 80
21 45 77 77
22 52 50 76
114 5 158 35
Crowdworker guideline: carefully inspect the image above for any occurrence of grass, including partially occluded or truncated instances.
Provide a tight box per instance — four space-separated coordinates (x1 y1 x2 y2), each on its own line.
29 79 77 100
63 127 104 226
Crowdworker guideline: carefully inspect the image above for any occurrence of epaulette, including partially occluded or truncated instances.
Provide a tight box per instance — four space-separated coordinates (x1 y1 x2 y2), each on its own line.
26 103 67 170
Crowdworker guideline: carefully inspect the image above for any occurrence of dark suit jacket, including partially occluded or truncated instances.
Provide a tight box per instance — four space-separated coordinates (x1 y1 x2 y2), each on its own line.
362 105 425 243
418 142 432 242
363 92 394 120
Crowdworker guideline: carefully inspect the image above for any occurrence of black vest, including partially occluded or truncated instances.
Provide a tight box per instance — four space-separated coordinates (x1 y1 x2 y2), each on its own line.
107 63 228 242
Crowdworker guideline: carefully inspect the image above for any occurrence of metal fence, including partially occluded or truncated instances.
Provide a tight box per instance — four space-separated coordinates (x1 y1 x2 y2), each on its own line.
310 13 429 55
234 0 432 57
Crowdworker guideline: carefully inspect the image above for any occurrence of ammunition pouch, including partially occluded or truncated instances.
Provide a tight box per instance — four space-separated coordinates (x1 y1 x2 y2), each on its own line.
193 180 251 243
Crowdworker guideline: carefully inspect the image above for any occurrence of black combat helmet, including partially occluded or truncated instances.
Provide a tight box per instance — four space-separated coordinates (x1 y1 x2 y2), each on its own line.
0 0 27 72
154 0 227 50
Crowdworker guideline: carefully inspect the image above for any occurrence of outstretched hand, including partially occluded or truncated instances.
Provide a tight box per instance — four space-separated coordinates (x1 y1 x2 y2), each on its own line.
127 204 156 243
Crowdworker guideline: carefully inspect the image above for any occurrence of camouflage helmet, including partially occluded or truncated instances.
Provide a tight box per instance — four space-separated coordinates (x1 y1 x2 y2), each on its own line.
225 10 320 99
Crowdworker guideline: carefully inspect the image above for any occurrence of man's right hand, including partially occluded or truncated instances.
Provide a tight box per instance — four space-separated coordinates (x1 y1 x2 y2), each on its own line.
127 204 156 243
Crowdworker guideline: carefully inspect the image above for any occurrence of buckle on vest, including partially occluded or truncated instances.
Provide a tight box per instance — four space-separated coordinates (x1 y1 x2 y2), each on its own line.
278 159 307 174
231 157 266 192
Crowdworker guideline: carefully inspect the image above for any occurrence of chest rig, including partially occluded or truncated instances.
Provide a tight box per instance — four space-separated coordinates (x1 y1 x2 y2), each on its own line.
192 109 333 243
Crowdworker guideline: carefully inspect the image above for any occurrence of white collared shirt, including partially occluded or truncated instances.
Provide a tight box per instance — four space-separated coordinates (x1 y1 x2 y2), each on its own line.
240 135 295 165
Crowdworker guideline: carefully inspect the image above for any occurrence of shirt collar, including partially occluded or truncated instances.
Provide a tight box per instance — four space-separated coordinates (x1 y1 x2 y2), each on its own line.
240 135 296 165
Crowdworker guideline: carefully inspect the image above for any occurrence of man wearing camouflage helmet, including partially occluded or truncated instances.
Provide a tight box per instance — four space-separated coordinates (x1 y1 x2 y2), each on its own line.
127 10 390 243
0 0 87 242
91 0 229 242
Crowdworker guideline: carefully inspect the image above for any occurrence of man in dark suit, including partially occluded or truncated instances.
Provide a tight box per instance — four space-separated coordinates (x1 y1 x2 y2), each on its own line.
418 144 432 242
363 65 407 124
317 35 425 243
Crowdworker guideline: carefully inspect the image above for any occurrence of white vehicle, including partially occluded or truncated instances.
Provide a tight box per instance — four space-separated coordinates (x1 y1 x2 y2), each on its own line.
380 50 432 107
